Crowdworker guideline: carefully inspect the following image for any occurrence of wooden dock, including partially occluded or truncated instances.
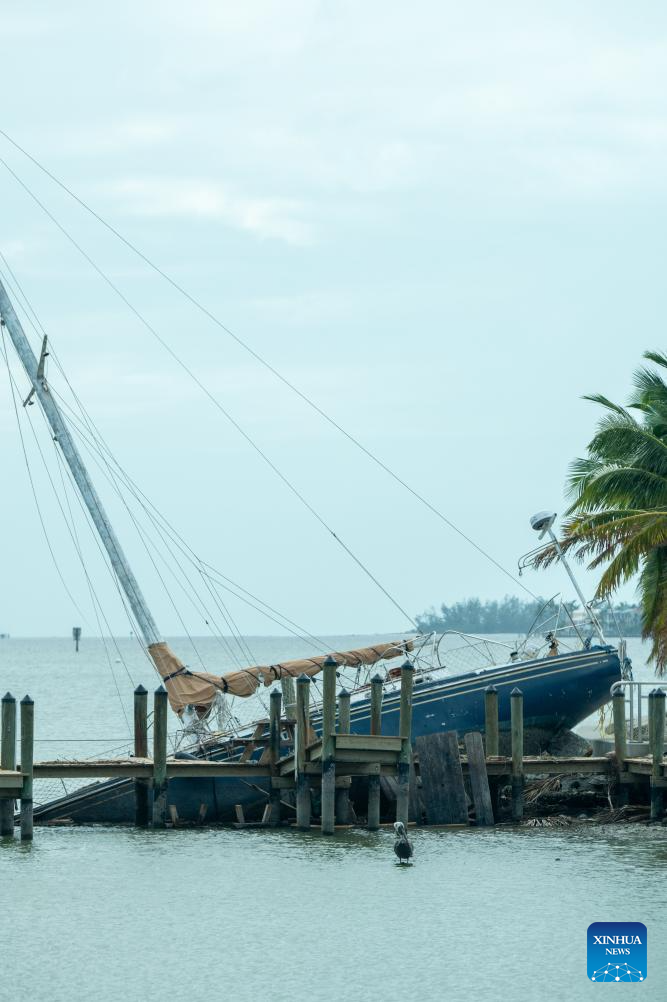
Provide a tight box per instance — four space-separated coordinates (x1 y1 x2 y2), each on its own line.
1 675 665 839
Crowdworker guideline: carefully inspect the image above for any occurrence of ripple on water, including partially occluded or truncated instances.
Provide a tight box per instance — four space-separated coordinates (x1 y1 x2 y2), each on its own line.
2 822 666 1002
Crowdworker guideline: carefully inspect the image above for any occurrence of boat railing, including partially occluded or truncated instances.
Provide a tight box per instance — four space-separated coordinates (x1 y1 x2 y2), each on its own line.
610 680 667 750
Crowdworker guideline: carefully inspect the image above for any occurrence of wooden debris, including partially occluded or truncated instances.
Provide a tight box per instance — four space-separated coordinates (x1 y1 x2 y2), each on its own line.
416 731 468 825
464 731 494 826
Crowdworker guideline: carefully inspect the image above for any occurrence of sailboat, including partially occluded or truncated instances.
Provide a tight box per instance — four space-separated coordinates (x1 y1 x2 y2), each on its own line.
0 277 625 824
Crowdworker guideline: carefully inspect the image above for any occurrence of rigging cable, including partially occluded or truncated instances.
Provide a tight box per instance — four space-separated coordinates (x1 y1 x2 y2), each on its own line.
0 127 541 603
50 381 331 656
0 326 133 730
0 325 89 625
0 264 151 679
0 249 392 653
0 153 420 628
0 250 338 732
0 247 256 673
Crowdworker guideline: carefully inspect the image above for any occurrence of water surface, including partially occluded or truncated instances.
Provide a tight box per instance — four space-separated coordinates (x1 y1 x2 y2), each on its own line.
1 634 665 1000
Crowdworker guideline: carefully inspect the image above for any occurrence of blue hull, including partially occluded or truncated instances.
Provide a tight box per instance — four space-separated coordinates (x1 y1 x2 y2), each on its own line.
345 644 621 743
34 645 620 824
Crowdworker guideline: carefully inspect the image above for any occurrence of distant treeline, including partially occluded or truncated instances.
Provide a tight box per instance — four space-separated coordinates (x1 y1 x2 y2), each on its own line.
415 597 642 635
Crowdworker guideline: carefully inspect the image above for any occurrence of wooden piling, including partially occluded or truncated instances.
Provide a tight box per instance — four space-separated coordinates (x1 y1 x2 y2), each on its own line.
1 692 17 836
133 685 149 827
408 750 423 823
280 676 297 720
269 689 282 826
367 673 383 830
396 662 414 826
484 684 500 819
335 688 351 824
370 674 383 735
295 674 311 830
649 688 665 822
321 656 337 835
152 685 168 828
612 686 629 807
19 696 34 841
484 685 499 756
510 687 524 822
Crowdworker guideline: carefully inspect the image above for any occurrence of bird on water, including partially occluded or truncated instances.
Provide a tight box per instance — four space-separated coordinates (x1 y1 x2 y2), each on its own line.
393 821 414 864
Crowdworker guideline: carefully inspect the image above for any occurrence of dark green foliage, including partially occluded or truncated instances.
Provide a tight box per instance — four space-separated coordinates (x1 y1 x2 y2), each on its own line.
415 595 574 634
415 597 641 635
533 351 667 672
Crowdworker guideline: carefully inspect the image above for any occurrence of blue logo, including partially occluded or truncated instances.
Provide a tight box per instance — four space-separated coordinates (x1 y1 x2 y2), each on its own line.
587 922 647 982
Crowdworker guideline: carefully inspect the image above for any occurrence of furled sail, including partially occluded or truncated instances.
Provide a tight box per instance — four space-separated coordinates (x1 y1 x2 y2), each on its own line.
149 639 413 716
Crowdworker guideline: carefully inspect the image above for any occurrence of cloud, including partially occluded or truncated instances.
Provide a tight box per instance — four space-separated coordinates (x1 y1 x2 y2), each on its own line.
107 177 312 245
60 117 182 157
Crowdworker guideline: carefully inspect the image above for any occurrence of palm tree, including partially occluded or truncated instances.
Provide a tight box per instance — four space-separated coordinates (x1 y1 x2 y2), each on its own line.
535 351 667 673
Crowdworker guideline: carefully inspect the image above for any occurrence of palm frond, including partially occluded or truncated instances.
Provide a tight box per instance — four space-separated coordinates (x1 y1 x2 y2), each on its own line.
582 393 629 417
642 350 667 370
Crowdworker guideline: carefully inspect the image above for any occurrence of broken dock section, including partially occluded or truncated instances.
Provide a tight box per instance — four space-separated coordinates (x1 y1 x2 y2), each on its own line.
1 673 666 839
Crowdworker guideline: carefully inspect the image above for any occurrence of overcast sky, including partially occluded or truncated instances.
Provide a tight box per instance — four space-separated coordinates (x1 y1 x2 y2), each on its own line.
0 2 663 639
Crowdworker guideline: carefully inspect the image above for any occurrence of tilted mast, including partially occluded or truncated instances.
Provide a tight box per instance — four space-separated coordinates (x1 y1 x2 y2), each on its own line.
0 279 413 718
0 278 161 647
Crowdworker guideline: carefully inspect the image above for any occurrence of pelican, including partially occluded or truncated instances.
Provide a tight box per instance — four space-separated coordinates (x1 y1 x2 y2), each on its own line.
393 821 414 864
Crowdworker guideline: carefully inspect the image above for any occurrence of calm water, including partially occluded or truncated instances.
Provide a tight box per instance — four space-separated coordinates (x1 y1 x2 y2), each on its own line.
1 634 666 1001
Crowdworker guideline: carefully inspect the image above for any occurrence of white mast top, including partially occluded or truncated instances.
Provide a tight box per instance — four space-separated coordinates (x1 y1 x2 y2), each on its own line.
0 278 162 647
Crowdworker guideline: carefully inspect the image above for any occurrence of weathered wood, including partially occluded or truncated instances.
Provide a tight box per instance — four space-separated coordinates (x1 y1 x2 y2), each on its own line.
367 675 383 830
295 673 311 830
612 688 627 764
484 686 501 818
333 748 400 765
335 688 351 823
484 685 499 756
416 731 468 824
152 685 168 828
650 688 665 821
0 772 23 790
511 687 524 822
370 674 383 735
396 662 415 825
464 731 494 827
235 804 245 824
280 676 297 720
19 695 34 841
612 687 629 807
133 685 149 827
240 721 267 763
335 734 402 752
1 693 17 836
269 690 282 826
477 755 614 777
337 688 351 733
408 752 423 823
367 765 381 831
321 657 337 835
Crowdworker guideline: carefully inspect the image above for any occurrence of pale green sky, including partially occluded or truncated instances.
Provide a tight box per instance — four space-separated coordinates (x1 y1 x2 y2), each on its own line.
0 1 663 637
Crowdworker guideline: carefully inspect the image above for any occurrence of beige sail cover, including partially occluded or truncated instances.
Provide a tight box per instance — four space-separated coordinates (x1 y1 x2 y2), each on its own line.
148 642 261 714
251 640 414 684
148 639 413 716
